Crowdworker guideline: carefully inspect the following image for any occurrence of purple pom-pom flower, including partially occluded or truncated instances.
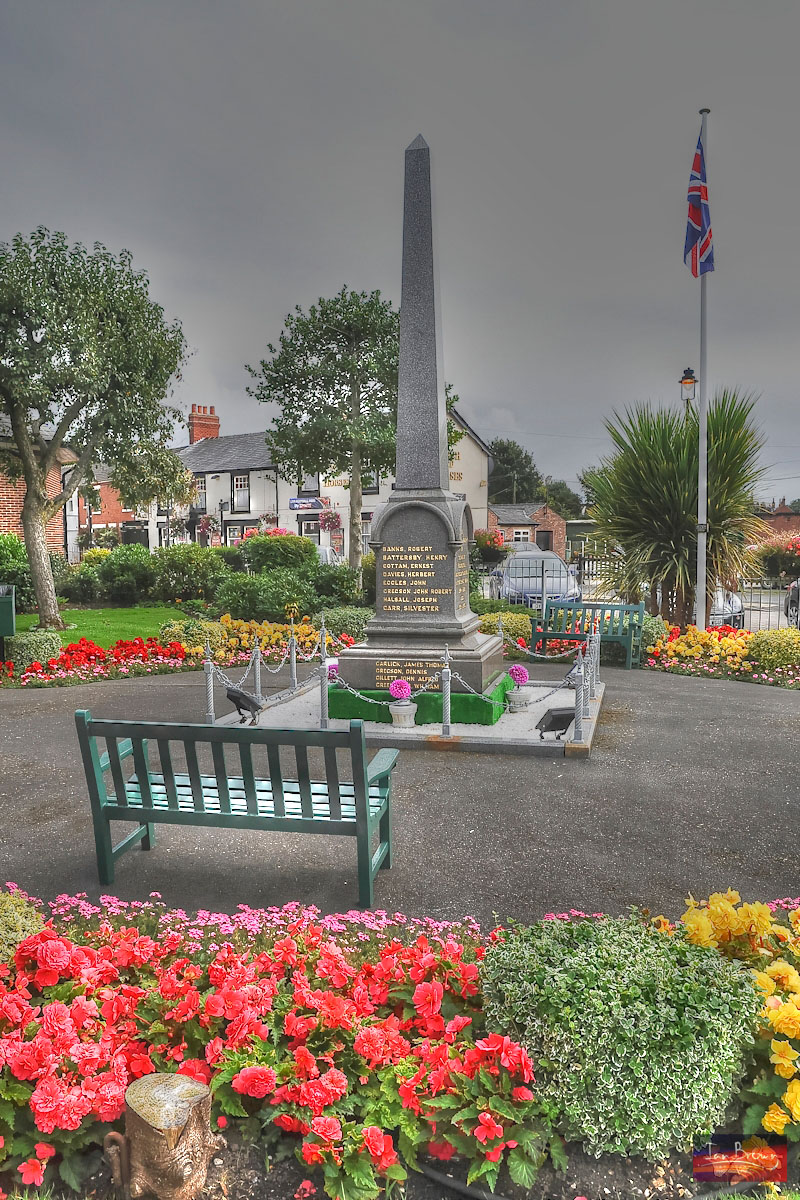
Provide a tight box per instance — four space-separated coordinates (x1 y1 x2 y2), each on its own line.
508 663 529 686
389 678 412 701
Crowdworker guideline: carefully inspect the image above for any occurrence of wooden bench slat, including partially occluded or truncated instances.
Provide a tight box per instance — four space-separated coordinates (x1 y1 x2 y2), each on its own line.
238 743 259 815
131 739 153 809
106 738 129 808
156 738 180 809
211 742 231 814
295 743 313 818
266 743 284 817
184 741 205 812
324 746 341 820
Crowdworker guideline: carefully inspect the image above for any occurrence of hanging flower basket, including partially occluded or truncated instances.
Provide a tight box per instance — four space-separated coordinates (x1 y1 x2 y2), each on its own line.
319 510 342 532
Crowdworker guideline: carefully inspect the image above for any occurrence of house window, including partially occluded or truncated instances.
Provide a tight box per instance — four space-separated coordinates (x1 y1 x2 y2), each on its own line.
232 473 250 513
195 475 207 513
362 512 373 556
299 518 320 544
512 529 531 543
363 470 380 496
535 530 553 550
298 472 320 497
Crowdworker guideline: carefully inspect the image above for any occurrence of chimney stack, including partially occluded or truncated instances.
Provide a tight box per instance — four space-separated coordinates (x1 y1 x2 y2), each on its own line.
188 404 220 444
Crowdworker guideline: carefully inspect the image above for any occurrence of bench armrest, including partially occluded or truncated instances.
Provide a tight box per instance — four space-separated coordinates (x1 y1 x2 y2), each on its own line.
367 748 399 784
98 739 134 772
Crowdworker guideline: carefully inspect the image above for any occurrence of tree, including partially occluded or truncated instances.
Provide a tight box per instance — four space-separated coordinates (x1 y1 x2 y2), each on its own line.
0 228 187 627
247 288 463 576
535 477 584 519
110 445 197 548
789 499 800 515
588 390 768 624
488 439 542 504
246 289 397 575
578 466 600 510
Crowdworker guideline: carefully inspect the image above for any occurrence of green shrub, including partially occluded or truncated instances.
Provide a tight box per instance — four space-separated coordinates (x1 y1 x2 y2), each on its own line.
0 887 43 967
311 562 360 605
360 551 376 604
5 630 63 674
152 544 230 602
748 626 800 672
314 606 374 642
479 611 532 644
470 595 532 616
80 547 112 567
0 531 27 568
159 618 226 653
211 544 246 572
242 533 317 573
49 552 71 594
97 543 156 602
216 570 319 622
481 914 762 1160
642 613 668 653
61 563 105 603
0 561 35 611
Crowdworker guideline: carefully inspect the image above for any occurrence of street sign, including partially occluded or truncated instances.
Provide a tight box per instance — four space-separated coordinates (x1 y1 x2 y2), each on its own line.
289 497 331 511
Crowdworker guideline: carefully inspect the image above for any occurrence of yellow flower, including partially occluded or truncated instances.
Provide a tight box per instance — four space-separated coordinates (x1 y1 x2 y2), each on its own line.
789 909 800 934
767 959 800 993
738 902 775 938
755 971 777 997
708 894 744 938
768 1000 800 1039
770 1038 799 1079
782 1077 800 1122
761 1103 791 1135
682 907 718 948
652 915 673 934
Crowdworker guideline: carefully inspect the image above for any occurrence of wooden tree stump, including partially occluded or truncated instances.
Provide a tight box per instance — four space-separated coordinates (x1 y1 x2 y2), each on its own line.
105 1073 224 1200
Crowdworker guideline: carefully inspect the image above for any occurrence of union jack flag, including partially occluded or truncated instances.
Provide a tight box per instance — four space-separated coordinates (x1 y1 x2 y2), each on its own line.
685 128 714 276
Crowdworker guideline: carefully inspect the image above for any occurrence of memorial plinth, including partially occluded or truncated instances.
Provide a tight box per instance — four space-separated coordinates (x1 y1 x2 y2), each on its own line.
337 135 503 698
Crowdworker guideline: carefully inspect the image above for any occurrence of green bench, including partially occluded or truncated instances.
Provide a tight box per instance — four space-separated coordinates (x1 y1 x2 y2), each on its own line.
75 710 398 908
530 600 646 669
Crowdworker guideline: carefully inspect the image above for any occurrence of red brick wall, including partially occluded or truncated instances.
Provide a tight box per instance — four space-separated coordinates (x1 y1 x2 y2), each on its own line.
77 481 136 532
0 467 66 553
488 506 567 558
764 513 800 536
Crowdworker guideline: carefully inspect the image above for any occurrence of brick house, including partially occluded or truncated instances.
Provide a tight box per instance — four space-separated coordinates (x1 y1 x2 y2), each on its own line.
76 466 148 547
0 417 79 557
488 503 567 559
762 498 800 538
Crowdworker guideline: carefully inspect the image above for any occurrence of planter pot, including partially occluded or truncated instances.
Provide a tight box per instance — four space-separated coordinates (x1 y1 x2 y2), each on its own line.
389 700 417 728
507 686 532 712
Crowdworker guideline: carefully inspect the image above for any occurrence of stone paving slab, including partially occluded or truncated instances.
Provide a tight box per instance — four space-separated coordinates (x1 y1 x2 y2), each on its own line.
220 678 605 758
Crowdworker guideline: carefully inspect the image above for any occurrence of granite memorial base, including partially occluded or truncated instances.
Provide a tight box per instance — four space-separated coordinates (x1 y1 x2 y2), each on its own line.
335 636 505 697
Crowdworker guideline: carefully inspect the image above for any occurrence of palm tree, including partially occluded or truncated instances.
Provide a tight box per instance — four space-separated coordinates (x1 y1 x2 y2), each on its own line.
589 389 769 625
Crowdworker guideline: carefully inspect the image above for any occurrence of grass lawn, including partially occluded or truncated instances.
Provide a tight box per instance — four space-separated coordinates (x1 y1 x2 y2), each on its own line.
15 605 181 647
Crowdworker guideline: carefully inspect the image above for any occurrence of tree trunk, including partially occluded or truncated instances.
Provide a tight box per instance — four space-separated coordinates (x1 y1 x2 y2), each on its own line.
348 377 363 579
648 582 659 617
21 495 64 630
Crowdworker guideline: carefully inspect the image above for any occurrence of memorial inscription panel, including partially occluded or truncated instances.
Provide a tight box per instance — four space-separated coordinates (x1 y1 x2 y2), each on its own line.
380 543 450 613
374 658 441 691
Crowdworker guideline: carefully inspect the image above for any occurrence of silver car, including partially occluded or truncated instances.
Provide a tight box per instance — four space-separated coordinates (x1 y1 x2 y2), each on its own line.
489 550 582 606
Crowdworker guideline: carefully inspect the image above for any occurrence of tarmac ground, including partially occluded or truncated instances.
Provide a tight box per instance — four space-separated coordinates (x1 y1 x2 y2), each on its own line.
1 663 797 923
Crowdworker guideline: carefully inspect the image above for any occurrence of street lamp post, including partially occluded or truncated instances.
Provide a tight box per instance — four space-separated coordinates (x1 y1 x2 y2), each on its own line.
680 367 697 408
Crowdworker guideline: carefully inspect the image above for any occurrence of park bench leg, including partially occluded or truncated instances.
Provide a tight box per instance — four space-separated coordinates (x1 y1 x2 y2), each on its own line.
141 822 156 850
379 802 393 870
357 832 375 909
93 815 115 886
625 638 633 669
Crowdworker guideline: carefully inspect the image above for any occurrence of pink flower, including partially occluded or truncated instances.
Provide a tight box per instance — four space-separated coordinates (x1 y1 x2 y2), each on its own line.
231 1066 277 1098
389 678 412 701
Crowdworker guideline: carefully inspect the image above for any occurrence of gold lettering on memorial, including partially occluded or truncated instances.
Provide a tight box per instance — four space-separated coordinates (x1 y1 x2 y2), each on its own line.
379 543 453 615
375 659 441 690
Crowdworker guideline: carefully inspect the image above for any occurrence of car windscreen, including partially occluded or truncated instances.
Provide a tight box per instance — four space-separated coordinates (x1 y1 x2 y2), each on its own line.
507 559 568 584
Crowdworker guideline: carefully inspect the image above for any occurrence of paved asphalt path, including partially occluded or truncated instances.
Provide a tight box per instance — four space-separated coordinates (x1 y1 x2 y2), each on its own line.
1 665 797 924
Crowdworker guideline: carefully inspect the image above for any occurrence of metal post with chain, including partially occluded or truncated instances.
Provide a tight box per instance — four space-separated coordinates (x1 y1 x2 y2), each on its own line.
319 613 329 730
441 645 452 737
253 642 263 706
289 618 298 690
573 664 584 743
204 642 216 724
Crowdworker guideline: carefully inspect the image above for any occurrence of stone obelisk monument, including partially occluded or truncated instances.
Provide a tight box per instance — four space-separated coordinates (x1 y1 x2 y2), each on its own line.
338 136 503 694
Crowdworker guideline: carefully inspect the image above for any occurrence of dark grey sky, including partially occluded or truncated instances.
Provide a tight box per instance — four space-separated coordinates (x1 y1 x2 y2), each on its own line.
2 1 799 499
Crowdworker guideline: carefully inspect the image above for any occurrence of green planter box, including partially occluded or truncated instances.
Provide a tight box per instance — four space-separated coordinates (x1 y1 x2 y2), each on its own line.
328 674 513 727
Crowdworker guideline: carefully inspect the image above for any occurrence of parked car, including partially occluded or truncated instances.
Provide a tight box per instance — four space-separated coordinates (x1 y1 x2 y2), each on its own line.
316 545 343 566
704 588 745 628
489 549 582 606
784 579 799 626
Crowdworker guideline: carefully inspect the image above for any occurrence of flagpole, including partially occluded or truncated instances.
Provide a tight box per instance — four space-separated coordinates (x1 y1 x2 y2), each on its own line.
696 106 710 630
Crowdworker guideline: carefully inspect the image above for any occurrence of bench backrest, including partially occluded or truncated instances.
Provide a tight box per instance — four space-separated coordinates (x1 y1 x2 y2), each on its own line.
543 600 645 636
75 710 370 821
